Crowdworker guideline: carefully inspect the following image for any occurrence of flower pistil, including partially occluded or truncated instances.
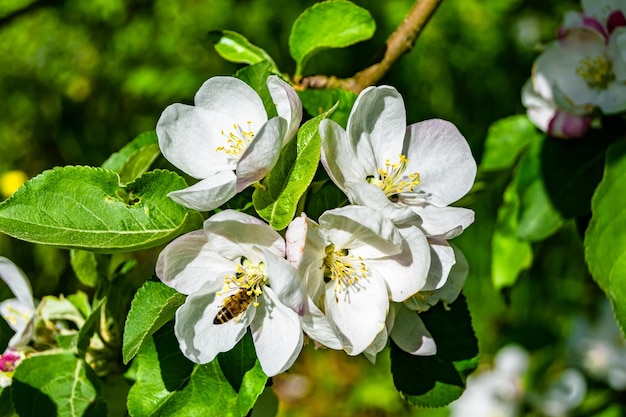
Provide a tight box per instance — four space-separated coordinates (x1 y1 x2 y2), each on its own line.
368 154 420 200
323 244 368 296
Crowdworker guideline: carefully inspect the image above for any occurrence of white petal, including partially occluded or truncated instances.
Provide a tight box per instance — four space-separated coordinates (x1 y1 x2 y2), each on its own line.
285 214 326 297
344 181 422 225
347 86 406 169
250 287 303 376
362 326 390 364
319 206 403 257
203 210 284 261
407 205 475 238
300 298 343 350
194 76 267 128
155 230 233 295
0 257 34 309
0 298 34 348
404 119 477 207
236 116 287 191
365 224 430 302
390 305 436 356
404 244 468 312
325 273 388 355
168 171 237 212
174 286 255 364
267 75 303 143
320 119 368 191
263 249 307 315
156 104 238 179
598 83 626 113
421 237 455 291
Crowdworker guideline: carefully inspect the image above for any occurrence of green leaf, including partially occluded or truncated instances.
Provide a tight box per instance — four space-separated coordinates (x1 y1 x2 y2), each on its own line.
585 140 626 335
515 137 564 241
123 280 186 364
101 131 161 184
491 180 533 289
235 61 278 119
70 249 106 287
12 351 105 417
0 385 15 417
253 108 334 230
390 294 479 407
210 30 279 73
127 324 267 417
289 0 375 76
0 167 194 252
480 115 541 171
298 88 357 128
540 132 610 218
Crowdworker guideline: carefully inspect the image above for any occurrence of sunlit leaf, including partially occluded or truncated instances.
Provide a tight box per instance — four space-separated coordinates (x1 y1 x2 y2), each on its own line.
70 249 105 287
123 280 185 364
480 115 540 171
101 131 161 184
0 167 196 252
491 181 533 289
127 324 266 417
515 137 564 241
210 30 279 73
289 0 375 76
253 107 335 230
585 140 626 335
390 294 478 407
12 352 105 417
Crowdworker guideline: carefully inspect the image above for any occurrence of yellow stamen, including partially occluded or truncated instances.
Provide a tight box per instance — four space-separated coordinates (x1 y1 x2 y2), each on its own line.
215 121 255 157
369 154 420 199
323 245 369 296
576 54 615 89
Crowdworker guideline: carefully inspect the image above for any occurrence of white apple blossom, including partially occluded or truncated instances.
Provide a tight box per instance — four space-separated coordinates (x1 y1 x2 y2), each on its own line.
285 206 431 356
0 257 35 349
156 210 306 377
561 0 626 40
533 28 626 115
522 77 592 139
319 85 475 288
157 75 302 211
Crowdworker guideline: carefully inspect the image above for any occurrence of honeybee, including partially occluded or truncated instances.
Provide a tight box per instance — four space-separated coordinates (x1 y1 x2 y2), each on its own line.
213 288 254 324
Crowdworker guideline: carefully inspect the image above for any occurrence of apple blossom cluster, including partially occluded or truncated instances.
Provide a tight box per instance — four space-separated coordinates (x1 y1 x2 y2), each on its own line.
155 75 476 376
522 0 626 139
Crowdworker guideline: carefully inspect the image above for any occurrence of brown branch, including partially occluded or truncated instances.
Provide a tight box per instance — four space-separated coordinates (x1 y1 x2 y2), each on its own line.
296 0 444 94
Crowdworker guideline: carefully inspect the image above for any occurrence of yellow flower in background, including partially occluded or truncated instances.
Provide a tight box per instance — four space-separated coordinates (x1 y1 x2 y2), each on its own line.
0 170 28 199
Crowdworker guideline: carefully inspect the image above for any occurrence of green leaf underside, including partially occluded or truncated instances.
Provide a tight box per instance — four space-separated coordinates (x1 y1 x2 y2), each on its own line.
235 62 278 120
585 140 626 335
480 115 541 171
253 108 334 230
289 0 375 76
12 352 104 417
101 131 161 184
210 30 278 72
0 166 191 252
491 180 533 289
390 294 479 407
127 324 266 417
123 280 186 364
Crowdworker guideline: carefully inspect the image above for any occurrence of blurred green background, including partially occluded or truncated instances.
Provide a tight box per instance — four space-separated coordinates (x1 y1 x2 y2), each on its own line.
2 0 611 416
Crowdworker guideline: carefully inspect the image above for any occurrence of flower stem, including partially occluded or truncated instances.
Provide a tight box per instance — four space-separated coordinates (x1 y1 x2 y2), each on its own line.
295 0 444 94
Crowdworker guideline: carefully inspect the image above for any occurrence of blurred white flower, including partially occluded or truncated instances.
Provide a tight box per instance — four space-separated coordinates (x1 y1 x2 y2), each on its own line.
568 300 626 390
156 210 306 377
157 75 302 211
